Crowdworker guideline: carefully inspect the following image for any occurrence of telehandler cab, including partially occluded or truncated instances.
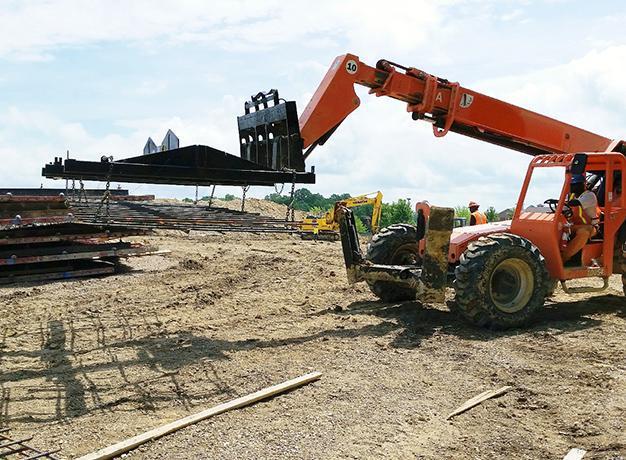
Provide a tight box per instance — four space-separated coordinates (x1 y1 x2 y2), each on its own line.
238 53 626 328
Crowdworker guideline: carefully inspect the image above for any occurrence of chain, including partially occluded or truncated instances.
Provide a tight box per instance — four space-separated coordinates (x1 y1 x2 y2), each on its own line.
241 185 250 212
78 179 87 203
274 182 284 195
194 185 199 205
71 179 76 202
94 156 114 222
285 169 296 222
208 184 216 208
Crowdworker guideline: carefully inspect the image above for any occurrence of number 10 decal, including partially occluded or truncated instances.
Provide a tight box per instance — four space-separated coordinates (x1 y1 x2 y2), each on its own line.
346 60 358 75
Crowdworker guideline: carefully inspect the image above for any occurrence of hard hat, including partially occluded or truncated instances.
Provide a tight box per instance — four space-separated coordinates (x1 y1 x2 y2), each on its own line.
468 201 479 208
571 174 585 184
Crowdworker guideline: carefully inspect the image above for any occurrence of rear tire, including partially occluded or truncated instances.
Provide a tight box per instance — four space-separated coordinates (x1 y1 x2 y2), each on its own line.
454 233 548 329
366 223 421 302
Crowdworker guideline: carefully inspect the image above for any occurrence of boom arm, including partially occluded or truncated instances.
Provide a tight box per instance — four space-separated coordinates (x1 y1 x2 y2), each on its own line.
299 53 623 157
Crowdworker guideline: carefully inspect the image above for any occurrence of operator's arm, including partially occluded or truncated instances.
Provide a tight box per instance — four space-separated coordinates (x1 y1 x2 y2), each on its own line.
299 54 620 158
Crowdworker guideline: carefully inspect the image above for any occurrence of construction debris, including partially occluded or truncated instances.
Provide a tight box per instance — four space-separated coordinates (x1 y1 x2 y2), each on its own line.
77 371 322 460
0 428 61 459
446 386 512 420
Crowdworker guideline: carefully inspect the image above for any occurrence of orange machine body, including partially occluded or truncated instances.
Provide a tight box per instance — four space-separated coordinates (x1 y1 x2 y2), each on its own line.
414 153 626 281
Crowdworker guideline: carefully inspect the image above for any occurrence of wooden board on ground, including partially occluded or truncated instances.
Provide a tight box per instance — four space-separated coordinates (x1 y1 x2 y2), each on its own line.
77 371 322 460
446 386 512 420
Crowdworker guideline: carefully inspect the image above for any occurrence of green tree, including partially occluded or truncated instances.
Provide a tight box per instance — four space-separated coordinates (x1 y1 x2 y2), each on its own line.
380 199 414 229
308 206 326 217
222 194 236 201
264 188 351 212
485 206 498 222
454 205 471 220
355 215 368 234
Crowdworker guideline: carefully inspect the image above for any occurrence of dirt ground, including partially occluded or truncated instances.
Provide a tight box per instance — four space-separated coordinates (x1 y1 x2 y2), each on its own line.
1 230 625 459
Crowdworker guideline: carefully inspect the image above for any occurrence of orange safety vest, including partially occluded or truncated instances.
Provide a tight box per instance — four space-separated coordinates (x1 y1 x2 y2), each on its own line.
568 193 600 226
471 211 487 225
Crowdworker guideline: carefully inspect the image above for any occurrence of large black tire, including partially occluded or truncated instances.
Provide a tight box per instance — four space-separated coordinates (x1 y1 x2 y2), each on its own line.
366 223 421 302
454 233 549 329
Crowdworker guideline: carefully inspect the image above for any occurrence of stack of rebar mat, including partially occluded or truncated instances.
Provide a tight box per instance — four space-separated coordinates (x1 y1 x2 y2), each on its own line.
0 194 159 284
0 427 60 459
71 200 300 234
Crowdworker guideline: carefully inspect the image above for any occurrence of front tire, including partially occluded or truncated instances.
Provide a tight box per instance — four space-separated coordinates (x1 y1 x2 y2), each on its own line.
366 223 421 302
454 233 548 329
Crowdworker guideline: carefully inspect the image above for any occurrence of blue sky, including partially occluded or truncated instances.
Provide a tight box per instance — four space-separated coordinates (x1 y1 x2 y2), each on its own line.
1 0 625 210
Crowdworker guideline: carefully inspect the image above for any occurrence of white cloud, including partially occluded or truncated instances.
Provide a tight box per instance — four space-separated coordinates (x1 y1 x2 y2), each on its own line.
0 0 448 59
1 1 626 210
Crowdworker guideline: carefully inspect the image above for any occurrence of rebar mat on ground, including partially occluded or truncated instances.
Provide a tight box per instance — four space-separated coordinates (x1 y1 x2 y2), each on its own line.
0 428 61 459
70 200 299 233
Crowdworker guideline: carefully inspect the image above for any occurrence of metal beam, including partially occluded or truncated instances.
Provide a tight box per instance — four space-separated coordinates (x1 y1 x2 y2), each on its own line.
42 144 315 186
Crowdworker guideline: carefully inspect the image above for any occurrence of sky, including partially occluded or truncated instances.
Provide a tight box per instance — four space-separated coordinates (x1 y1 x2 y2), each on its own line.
1 0 626 211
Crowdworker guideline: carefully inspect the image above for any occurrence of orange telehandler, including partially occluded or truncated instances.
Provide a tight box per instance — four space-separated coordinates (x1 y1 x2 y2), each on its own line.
238 53 626 329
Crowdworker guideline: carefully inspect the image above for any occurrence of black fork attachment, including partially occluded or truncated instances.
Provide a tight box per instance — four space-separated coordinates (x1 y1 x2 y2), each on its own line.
237 89 306 172
336 206 454 303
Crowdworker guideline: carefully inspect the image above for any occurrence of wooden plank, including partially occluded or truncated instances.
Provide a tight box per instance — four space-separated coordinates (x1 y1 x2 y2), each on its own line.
563 448 587 460
446 386 512 420
77 371 322 460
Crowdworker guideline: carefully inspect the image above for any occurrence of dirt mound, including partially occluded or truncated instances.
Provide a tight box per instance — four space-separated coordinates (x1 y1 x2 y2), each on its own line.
152 197 305 220
178 258 205 270
212 198 306 220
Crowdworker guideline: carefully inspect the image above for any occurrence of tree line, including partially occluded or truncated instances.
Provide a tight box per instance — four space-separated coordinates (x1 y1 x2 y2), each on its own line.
266 189 502 232
186 188 502 232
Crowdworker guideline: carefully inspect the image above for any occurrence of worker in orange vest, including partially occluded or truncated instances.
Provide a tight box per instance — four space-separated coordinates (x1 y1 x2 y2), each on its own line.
469 201 487 225
561 174 600 262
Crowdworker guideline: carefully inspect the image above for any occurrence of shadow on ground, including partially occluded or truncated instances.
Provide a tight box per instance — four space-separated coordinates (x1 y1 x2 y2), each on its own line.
0 293 622 425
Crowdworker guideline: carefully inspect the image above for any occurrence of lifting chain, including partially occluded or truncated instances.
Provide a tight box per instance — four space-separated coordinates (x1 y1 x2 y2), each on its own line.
78 179 87 203
285 169 296 222
94 156 114 222
208 184 216 208
71 179 76 202
241 185 250 212
194 185 199 205
274 182 284 195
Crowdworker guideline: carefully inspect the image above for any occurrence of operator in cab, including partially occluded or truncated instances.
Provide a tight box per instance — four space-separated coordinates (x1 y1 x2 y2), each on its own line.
469 201 487 226
561 174 600 263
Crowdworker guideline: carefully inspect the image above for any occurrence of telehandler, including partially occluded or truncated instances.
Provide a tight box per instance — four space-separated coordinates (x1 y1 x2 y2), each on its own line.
239 53 626 329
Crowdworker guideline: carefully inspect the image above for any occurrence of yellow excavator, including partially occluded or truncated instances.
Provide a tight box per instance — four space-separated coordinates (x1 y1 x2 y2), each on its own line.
300 191 383 241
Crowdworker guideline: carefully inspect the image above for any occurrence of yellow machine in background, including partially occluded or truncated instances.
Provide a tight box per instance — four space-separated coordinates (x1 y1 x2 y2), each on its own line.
300 192 383 240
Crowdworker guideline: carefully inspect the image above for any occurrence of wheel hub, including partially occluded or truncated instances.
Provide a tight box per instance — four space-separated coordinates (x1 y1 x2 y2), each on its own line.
489 258 534 313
